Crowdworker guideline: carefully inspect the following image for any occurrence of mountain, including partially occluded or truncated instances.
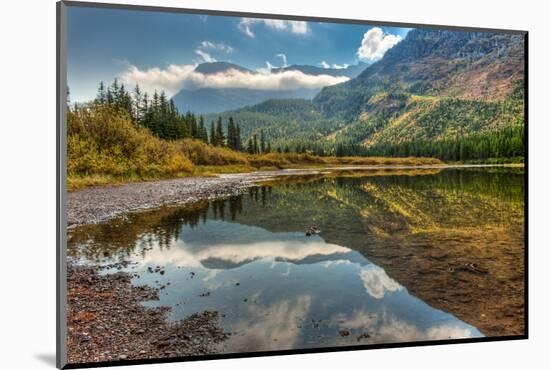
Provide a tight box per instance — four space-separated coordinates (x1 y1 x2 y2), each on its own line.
217 29 525 159
193 61 252 74
171 62 367 114
271 63 368 78
313 29 525 119
173 88 319 115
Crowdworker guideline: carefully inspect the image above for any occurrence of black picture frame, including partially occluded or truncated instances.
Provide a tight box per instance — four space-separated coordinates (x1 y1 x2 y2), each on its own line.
56 1 529 368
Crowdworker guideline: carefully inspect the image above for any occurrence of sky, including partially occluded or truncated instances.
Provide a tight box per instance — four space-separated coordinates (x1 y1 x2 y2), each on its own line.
67 5 411 103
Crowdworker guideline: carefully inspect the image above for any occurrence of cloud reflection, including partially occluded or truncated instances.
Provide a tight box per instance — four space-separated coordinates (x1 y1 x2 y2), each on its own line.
333 310 478 343
226 296 312 352
138 235 350 270
360 265 403 299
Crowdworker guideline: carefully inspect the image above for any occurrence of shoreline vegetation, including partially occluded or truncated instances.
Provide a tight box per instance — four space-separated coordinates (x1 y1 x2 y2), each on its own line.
67 79 523 191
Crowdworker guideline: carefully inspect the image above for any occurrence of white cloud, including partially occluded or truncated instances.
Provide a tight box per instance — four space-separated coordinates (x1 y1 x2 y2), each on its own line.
256 61 276 74
357 27 402 62
239 18 256 37
360 264 403 299
289 21 309 34
238 18 310 38
195 49 216 63
331 63 349 69
276 53 288 67
320 60 349 69
264 19 287 30
120 63 350 97
200 41 234 53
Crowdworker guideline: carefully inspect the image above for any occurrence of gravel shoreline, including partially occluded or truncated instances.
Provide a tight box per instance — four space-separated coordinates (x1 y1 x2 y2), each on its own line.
67 262 229 365
67 164 505 227
67 168 332 227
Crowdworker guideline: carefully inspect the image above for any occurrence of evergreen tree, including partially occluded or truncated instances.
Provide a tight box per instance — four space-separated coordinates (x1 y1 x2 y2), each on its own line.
133 84 142 123
253 134 258 154
260 130 266 153
198 115 208 143
227 117 238 150
235 124 242 151
246 138 254 154
215 117 225 146
96 81 106 104
209 121 216 145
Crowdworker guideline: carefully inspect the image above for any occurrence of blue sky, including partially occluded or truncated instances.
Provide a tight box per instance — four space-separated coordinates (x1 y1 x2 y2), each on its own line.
67 5 411 103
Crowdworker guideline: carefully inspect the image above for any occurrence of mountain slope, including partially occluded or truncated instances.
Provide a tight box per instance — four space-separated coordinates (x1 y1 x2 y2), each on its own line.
205 99 339 149
313 29 525 120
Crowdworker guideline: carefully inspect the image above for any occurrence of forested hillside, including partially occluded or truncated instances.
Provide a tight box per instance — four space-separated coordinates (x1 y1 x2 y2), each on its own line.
218 29 525 161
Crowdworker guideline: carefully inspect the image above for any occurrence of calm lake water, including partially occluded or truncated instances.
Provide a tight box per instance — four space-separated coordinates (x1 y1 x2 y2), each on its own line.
68 167 525 353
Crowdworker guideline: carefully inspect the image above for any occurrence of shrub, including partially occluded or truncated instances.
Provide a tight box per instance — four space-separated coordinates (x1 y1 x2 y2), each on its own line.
67 105 194 178
177 139 249 166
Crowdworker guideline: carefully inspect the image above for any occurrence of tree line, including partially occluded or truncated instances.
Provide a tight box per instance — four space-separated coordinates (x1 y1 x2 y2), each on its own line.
92 79 272 154
334 125 525 161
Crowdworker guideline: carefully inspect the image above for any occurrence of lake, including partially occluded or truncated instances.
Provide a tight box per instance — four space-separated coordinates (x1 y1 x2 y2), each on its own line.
68 166 525 353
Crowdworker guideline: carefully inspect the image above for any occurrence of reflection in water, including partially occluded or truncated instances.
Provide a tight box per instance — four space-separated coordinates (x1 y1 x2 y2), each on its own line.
68 167 525 352
360 265 403 299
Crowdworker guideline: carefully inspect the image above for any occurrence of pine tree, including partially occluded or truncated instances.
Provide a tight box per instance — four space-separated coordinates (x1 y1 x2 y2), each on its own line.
133 84 142 123
260 130 266 153
96 81 106 104
215 117 225 146
227 117 237 150
253 134 258 154
246 138 254 154
209 121 216 145
152 91 159 111
198 115 208 143
235 124 242 151
159 91 168 113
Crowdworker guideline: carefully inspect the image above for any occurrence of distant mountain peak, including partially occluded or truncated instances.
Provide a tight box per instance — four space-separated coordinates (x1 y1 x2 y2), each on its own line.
194 62 252 74
272 63 368 78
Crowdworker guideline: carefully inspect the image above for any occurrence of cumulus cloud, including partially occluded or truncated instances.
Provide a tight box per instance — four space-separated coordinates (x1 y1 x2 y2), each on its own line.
120 63 350 96
238 18 310 38
276 53 288 67
357 27 402 62
195 49 216 63
319 60 349 69
200 41 234 53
